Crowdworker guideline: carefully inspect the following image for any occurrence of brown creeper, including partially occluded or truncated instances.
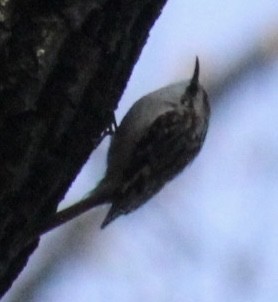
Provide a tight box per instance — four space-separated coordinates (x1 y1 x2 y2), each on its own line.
40 57 210 234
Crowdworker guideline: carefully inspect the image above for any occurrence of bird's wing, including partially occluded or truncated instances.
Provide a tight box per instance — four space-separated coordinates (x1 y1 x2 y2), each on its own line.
101 109 200 228
122 109 201 191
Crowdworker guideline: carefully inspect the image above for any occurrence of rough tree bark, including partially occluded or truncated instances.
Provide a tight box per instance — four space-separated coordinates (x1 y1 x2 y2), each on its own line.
0 0 168 297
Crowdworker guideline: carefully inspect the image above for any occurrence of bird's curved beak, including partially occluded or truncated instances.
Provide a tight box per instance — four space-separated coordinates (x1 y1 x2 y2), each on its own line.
186 56 200 97
190 56 199 87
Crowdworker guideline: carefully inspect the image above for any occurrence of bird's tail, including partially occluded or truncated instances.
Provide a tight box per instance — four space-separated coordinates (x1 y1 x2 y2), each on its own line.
100 203 123 229
34 178 114 237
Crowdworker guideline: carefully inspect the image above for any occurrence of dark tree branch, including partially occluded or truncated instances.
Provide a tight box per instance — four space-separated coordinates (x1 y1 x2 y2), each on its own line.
0 0 168 297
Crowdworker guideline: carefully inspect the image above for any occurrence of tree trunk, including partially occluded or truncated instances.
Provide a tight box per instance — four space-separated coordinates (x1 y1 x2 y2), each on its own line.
0 0 168 297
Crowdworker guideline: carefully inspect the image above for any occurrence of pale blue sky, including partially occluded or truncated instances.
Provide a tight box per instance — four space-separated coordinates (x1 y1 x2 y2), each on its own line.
4 1 278 302
60 1 278 301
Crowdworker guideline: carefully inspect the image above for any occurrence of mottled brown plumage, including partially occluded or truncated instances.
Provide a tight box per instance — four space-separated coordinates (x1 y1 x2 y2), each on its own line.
100 57 210 227
42 57 210 232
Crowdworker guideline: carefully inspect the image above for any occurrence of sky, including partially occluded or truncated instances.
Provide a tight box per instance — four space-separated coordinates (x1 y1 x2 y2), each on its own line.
4 1 278 302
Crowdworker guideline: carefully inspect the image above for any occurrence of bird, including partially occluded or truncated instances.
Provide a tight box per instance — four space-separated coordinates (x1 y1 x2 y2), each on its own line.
38 56 210 234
